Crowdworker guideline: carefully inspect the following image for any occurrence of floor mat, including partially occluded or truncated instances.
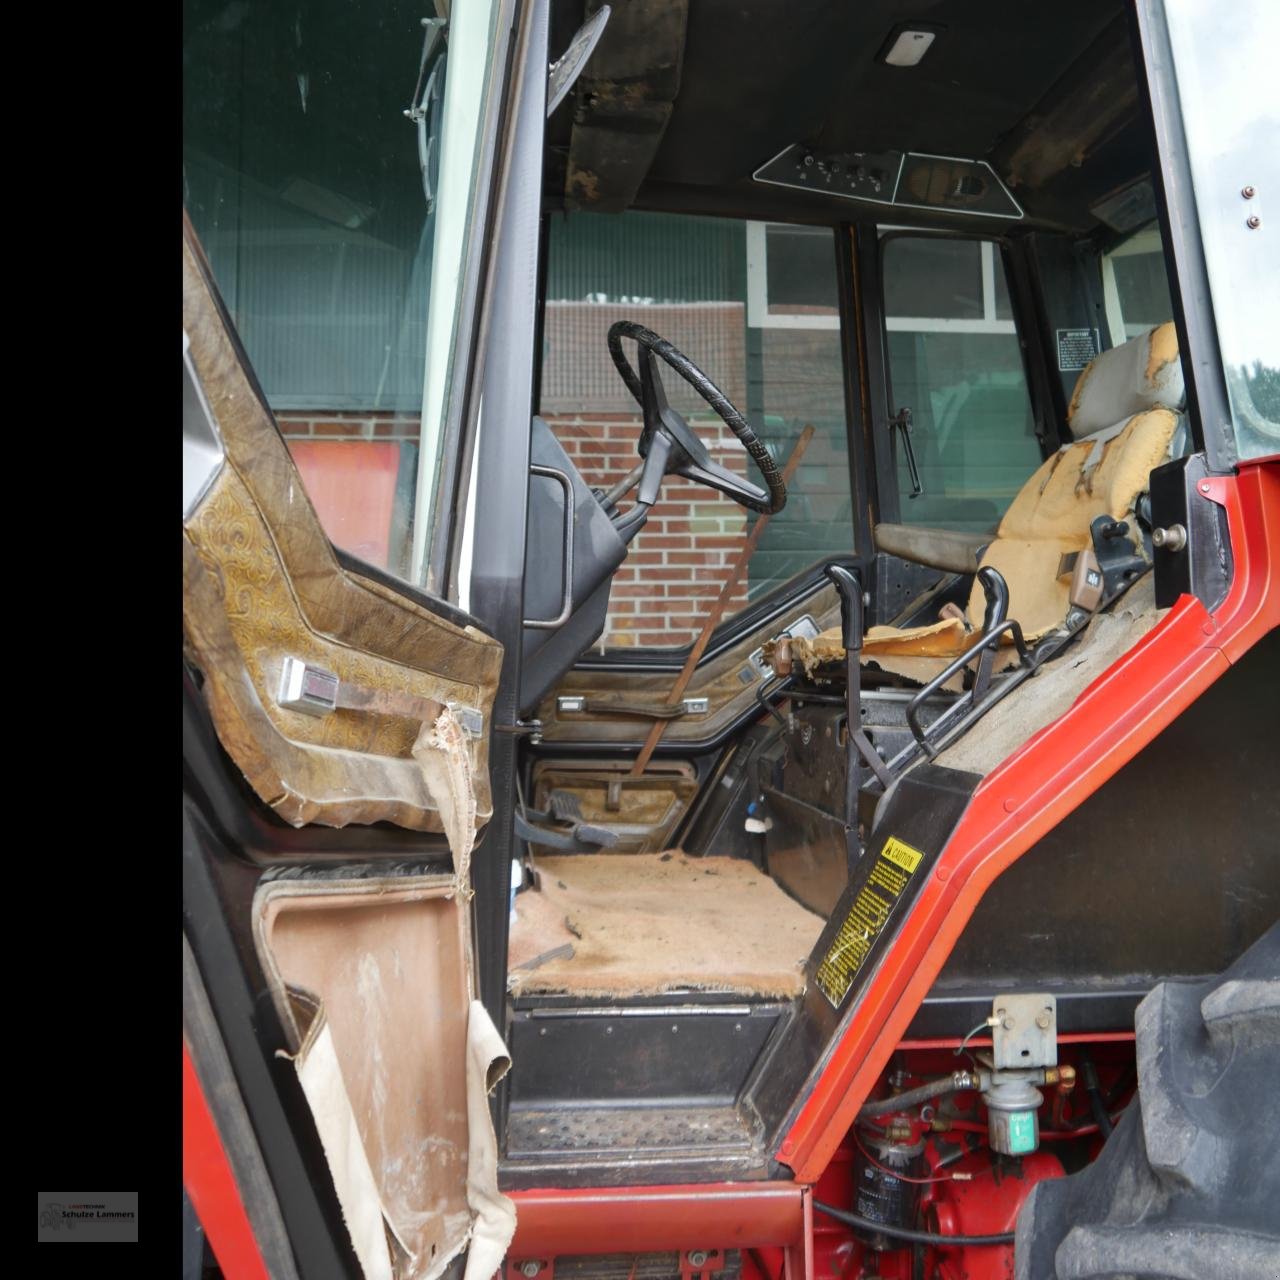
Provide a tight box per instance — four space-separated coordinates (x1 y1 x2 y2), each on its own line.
508 853 826 999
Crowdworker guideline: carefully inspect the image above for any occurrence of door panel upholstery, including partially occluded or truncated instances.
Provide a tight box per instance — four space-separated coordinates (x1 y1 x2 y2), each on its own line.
182 224 503 832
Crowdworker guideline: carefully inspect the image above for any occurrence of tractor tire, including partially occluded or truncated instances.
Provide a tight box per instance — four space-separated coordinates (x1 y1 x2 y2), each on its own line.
1015 921 1280 1280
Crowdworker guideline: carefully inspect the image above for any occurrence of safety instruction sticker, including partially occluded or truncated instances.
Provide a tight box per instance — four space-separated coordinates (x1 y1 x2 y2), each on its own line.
1056 327 1100 372
814 836 925 1008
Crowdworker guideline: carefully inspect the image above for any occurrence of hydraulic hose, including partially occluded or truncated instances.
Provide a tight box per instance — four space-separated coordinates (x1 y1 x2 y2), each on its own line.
1079 1052 1114 1138
857 1071 981 1119
813 1200 1015 1247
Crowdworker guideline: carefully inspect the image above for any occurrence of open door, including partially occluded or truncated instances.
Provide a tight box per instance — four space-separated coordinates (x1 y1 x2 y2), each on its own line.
183 217 513 1280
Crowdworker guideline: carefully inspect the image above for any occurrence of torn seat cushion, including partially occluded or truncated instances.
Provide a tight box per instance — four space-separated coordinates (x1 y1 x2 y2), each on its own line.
790 324 1184 675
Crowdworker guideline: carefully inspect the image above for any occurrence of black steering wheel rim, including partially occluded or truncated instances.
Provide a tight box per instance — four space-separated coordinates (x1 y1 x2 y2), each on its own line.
606 320 787 515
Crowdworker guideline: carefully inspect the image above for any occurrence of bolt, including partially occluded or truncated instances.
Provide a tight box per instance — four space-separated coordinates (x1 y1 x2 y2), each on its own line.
1242 185 1256 199
1036 1012 1052 1030
688 1251 710 1268
1247 214 1261 229
520 1263 543 1278
1199 482 1212 494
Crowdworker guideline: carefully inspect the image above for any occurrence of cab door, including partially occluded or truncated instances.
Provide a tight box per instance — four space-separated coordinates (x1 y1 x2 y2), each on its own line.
181 1 539 1275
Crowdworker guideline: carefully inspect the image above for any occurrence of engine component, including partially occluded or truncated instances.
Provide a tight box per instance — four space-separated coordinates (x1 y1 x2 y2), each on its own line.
983 992 1058 1155
982 1073 1044 1156
850 1127 925 1251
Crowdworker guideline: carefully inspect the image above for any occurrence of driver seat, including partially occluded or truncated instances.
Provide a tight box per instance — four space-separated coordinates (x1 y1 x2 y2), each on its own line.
805 323 1185 675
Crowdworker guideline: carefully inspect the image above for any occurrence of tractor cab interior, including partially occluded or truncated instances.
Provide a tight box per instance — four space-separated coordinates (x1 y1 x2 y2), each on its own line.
494 0 1244 1187
180 0 1271 1200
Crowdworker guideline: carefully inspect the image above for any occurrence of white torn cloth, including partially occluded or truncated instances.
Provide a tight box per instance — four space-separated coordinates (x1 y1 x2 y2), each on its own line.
463 1000 517 1280
413 706 478 886
293 1011 396 1280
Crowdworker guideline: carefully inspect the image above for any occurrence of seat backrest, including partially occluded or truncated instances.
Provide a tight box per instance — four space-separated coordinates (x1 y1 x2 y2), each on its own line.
968 323 1185 638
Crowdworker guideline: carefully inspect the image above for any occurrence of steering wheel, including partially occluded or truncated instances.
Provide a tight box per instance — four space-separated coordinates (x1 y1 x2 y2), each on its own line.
606 320 787 518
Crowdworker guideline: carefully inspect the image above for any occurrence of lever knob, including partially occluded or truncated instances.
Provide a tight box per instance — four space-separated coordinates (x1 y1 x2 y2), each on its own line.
825 564 865 652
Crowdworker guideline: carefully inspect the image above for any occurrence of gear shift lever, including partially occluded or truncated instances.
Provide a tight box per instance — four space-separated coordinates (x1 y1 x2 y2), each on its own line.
826 565 868 868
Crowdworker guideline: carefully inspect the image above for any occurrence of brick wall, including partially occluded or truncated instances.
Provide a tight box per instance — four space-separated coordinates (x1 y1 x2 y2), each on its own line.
275 410 420 443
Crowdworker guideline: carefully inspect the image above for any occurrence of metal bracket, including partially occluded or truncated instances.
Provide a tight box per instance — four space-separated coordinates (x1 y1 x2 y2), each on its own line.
992 993 1058 1069
555 695 709 716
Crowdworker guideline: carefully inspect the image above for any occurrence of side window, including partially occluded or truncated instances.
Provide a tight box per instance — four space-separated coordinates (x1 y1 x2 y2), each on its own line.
1102 224 1175 343
881 234 1040 533
183 0 502 591
540 213 853 650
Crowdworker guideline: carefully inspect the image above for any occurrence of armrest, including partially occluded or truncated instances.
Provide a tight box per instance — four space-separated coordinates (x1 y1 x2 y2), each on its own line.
874 522 990 573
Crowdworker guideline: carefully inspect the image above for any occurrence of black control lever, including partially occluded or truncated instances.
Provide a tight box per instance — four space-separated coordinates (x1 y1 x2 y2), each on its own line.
971 565 1010 699
825 565 892 868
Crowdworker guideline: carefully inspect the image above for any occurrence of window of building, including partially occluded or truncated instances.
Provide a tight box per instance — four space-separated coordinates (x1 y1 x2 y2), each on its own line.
881 233 1040 533
182 0 503 589
539 213 853 650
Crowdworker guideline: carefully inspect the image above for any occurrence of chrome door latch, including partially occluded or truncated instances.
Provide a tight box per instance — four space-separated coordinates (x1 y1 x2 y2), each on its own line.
278 656 339 717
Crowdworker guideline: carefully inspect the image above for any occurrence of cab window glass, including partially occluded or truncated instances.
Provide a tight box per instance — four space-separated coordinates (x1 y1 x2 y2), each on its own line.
881 234 1039 533
1102 224 1174 342
1162 0 1279 459
540 212 853 650
183 0 501 589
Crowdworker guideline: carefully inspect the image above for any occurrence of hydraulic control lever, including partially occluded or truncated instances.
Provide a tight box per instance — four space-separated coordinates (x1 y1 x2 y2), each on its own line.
826 565 892 866
971 565 1010 699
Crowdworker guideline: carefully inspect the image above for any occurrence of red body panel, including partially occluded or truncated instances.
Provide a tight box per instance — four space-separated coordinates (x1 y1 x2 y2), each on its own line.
183 1043 271 1280
507 1183 807 1257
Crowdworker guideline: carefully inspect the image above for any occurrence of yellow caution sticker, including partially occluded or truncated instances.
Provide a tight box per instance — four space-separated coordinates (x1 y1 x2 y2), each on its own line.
814 835 927 1008
881 836 923 873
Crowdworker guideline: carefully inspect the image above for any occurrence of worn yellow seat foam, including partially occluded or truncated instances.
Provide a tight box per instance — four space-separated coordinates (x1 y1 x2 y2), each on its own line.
795 323 1184 673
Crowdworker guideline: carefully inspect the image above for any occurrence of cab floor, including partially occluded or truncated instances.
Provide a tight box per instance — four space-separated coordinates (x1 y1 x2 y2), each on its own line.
507 852 825 999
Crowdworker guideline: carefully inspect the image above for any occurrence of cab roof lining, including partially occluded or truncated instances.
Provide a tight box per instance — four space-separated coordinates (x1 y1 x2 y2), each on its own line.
547 0 1151 235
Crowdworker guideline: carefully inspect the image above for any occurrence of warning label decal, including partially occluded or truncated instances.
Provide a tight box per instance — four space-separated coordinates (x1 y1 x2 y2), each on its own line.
1056 327 1100 372
814 836 926 1008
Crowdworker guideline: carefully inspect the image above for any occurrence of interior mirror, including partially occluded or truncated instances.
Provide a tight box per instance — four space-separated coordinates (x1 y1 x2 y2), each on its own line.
547 4 611 117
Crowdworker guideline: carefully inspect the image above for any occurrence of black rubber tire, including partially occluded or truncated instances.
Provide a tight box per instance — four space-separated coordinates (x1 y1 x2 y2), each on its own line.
1016 921 1280 1280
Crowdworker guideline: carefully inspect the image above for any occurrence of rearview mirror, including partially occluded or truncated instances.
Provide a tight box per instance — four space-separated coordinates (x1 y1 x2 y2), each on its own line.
547 5 611 117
